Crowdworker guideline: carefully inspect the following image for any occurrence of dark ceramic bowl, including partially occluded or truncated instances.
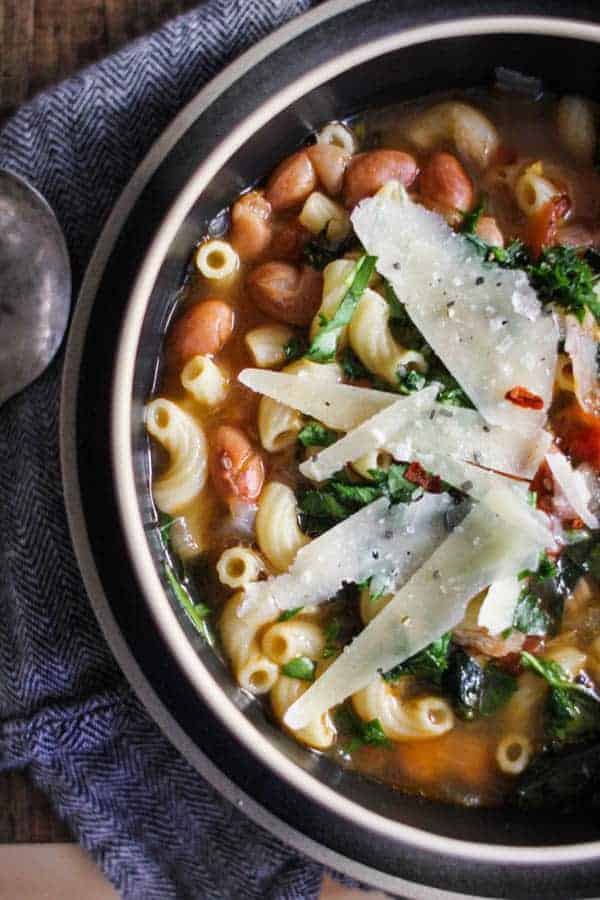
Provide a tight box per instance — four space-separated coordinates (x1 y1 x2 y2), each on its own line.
61 2 600 896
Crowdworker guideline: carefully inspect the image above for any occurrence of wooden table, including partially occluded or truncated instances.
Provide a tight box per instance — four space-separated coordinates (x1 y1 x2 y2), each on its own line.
0 4 387 897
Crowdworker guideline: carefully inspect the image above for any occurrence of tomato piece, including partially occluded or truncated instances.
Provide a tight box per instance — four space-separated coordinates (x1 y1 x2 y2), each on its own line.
527 194 570 259
553 399 600 470
405 461 442 493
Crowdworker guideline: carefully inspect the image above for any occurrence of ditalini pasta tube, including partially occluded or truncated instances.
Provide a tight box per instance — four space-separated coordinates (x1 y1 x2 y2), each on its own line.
243 492 455 613
285 487 550 730
300 389 551 483
351 188 558 434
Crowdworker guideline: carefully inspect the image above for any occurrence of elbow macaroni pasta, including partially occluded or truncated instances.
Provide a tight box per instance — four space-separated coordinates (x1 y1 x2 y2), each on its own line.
557 96 596 164
352 676 454 741
145 398 208 514
348 290 428 385
408 101 499 169
219 590 279 695
271 675 336 749
245 324 294 368
181 355 228 407
262 619 325 665
310 259 356 341
350 449 393 481
256 481 310 572
258 396 303 453
299 191 351 242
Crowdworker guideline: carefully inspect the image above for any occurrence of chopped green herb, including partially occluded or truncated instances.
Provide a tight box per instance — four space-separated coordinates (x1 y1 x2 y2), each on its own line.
323 618 342 659
384 632 451 686
283 335 305 363
159 513 178 538
461 197 485 235
282 656 316 681
303 228 355 271
520 651 583 693
444 647 517 720
278 606 304 622
163 561 212 643
528 245 600 324
465 231 530 270
334 705 390 752
397 369 427 394
527 490 538 508
298 420 338 448
306 255 377 362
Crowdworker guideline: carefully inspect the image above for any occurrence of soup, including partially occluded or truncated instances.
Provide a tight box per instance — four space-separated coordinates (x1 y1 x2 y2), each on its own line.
145 80 600 809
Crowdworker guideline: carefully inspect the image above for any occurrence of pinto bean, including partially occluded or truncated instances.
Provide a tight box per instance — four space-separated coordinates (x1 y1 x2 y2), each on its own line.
167 299 234 370
230 191 272 261
246 261 323 326
343 149 418 209
419 152 473 222
210 425 265 502
475 215 504 248
306 143 350 196
269 218 312 262
266 151 317 211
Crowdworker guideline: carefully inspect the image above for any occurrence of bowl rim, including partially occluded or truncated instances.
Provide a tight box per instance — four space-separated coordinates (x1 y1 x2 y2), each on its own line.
63 0 600 879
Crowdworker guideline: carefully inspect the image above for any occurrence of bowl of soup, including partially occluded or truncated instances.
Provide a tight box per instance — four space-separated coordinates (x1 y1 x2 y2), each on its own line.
62 2 600 896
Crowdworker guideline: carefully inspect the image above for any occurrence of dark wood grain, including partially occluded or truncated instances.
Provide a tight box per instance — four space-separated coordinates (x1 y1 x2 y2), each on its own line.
0 0 200 841
0 0 200 120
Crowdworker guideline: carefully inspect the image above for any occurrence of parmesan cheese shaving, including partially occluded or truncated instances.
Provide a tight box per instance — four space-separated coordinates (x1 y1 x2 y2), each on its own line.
243 493 455 612
238 369 398 430
301 395 550 483
351 190 558 434
285 488 549 730
546 450 599 529
477 576 522 635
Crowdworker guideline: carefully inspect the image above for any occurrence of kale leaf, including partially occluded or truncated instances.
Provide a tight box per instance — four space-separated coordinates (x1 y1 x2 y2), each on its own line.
283 335 306 363
516 741 600 811
444 647 517 720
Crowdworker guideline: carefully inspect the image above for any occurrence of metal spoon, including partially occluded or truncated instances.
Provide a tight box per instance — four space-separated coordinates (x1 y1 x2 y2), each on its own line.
0 169 71 406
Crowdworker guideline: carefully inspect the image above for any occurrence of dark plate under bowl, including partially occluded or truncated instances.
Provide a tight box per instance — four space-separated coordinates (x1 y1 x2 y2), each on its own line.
61 2 600 897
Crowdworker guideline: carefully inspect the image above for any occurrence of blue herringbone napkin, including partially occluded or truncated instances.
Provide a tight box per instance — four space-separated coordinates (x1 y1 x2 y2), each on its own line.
0 2 349 897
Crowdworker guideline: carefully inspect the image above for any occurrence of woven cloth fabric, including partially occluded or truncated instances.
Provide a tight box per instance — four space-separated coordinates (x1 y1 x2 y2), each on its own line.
0 2 355 897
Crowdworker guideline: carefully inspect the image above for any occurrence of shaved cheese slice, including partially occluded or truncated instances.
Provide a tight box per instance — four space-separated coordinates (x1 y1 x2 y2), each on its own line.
478 576 522 635
300 387 437 481
565 314 599 413
301 395 551 483
239 369 398 430
285 489 548 729
389 446 529 501
244 493 455 612
546 450 599 528
351 190 558 434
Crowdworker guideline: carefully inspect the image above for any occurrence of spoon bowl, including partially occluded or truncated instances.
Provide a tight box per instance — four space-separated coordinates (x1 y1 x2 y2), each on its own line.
0 169 71 406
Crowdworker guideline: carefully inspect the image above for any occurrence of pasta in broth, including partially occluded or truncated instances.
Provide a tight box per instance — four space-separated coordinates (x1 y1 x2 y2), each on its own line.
146 78 600 809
